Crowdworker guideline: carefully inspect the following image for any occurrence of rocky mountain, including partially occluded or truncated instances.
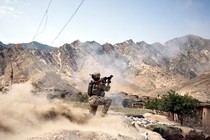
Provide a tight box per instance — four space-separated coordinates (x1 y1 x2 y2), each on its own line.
1 34 210 101
0 45 5 52
21 41 56 50
0 41 55 50
165 35 210 78
0 41 6 48
0 44 78 95
178 71 210 102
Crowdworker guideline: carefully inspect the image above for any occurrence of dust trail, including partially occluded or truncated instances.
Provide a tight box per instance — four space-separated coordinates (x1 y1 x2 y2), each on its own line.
0 122 14 134
0 83 158 140
0 83 90 139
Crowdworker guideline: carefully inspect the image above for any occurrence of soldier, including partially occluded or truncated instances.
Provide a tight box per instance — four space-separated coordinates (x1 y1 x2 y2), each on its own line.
87 73 113 116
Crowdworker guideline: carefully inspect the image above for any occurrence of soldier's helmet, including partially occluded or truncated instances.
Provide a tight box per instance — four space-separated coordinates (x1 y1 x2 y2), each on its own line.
91 73 101 81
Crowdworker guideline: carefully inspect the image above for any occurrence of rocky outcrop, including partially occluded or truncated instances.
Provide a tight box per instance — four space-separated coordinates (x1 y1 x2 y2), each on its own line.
185 130 206 140
1 35 210 100
178 71 210 101
0 45 5 52
0 44 79 95
125 115 210 140
17 41 56 50
2 35 210 79
165 35 210 78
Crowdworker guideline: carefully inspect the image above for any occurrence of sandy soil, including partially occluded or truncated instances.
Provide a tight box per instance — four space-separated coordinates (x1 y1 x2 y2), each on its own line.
0 83 164 140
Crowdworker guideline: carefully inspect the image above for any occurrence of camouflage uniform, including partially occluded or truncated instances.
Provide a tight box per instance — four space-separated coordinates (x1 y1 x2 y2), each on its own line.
88 73 112 115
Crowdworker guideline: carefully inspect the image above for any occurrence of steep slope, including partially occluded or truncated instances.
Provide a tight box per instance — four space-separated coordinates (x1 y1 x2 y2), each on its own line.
20 41 56 50
177 70 210 102
131 64 188 97
1 34 210 100
165 35 210 78
0 41 6 48
0 46 5 51
0 45 78 94
0 45 6 75
51 39 188 96
0 41 55 50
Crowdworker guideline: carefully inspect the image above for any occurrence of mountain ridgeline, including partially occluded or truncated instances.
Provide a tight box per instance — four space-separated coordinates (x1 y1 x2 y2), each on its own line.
1 35 210 101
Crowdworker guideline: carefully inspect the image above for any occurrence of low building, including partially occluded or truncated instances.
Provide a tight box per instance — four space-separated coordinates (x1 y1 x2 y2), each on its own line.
166 104 210 134
197 104 210 134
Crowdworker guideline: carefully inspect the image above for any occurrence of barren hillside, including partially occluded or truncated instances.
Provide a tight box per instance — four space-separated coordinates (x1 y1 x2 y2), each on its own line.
177 71 210 102
1 35 210 100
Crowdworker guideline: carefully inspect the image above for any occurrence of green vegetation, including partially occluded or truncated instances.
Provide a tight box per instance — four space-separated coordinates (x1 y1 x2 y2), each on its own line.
145 90 200 125
70 100 151 115
110 107 152 115
146 124 168 135
205 101 210 104
69 92 88 103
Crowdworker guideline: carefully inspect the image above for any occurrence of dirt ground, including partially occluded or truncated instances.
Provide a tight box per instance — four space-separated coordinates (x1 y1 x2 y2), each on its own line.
0 83 164 140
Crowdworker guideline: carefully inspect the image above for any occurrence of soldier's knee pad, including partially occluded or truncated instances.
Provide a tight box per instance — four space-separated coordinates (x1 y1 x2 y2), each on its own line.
108 98 112 104
106 98 112 106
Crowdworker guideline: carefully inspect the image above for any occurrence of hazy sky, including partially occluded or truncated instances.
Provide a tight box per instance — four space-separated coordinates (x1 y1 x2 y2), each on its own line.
0 0 210 47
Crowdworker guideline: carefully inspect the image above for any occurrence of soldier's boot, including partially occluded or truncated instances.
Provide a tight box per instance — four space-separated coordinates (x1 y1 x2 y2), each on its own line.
100 113 106 117
101 98 112 116
89 105 98 115
101 108 108 117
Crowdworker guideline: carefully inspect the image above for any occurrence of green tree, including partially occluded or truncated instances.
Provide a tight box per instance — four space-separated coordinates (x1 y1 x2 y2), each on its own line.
145 98 163 111
146 90 200 125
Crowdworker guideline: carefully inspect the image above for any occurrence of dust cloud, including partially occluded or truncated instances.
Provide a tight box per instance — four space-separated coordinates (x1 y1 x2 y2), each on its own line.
0 83 145 140
71 49 136 95
0 83 88 139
